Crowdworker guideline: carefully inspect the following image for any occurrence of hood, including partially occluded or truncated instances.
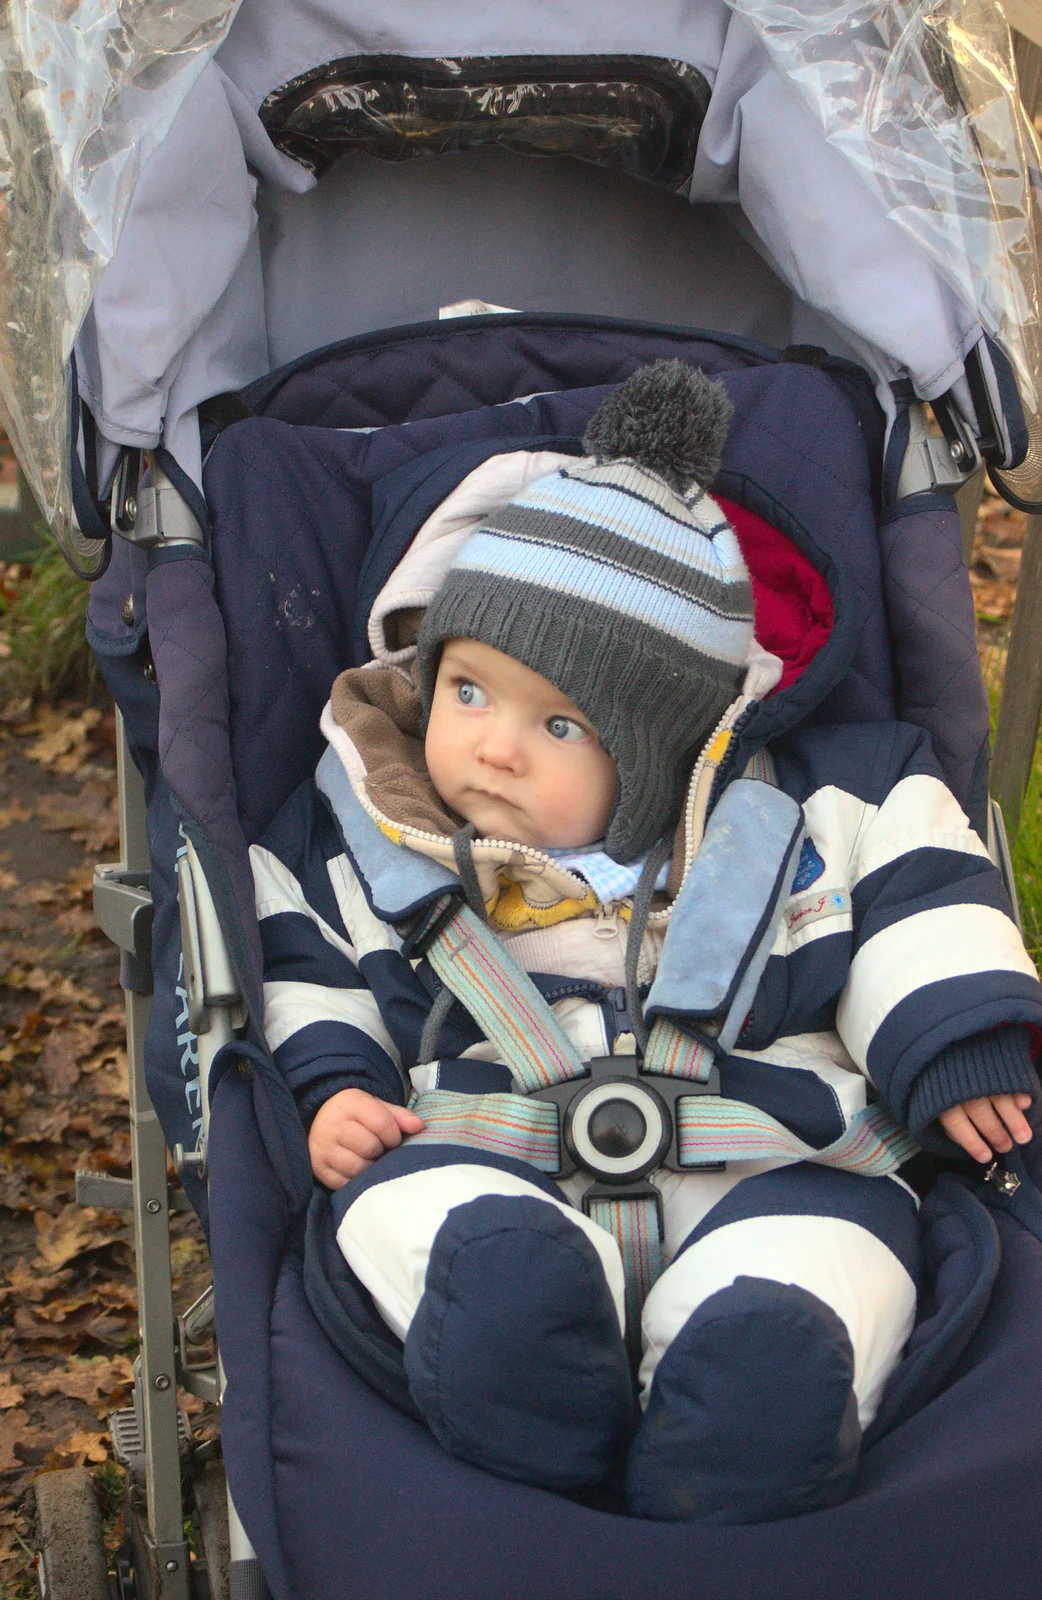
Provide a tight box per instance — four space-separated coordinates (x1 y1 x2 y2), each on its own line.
321 441 835 924
366 448 788 698
367 448 577 664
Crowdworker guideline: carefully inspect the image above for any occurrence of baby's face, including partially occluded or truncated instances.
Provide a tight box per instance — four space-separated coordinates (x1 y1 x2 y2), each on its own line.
425 639 617 849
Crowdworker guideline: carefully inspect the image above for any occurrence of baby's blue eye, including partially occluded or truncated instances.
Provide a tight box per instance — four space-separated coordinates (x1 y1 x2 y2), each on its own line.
547 716 587 742
456 680 488 708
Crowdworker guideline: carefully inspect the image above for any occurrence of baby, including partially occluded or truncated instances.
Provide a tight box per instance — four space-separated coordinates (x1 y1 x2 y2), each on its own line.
311 634 1034 1183
258 362 1041 1522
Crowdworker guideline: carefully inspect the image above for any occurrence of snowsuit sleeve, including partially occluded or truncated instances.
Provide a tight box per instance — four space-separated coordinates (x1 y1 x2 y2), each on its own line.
250 786 407 1126
829 726 1042 1144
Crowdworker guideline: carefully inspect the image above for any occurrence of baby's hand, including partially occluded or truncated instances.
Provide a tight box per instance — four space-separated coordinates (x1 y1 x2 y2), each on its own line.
308 1088 424 1189
938 1093 1033 1164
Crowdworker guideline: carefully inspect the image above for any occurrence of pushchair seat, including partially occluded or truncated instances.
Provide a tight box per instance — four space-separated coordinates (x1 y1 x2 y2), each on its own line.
86 314 1042 1598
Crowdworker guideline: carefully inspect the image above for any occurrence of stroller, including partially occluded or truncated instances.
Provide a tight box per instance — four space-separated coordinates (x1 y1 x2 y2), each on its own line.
8 2 1042 1595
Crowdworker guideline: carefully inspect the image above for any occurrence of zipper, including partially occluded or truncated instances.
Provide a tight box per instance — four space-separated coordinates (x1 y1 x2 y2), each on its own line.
605 986 634 1051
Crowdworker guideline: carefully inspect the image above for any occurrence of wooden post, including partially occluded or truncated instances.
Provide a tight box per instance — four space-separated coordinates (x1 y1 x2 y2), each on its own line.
0 466 44 560
956 467 984 567
990 26 1042 829
992 517 1042 827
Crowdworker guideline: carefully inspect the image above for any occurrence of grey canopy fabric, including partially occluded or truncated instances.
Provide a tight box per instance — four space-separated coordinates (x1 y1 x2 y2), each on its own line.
1 0 1040 567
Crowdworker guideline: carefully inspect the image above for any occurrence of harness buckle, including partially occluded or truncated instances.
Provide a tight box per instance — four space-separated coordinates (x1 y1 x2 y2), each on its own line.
403 893 464 958
530 1055 723 1180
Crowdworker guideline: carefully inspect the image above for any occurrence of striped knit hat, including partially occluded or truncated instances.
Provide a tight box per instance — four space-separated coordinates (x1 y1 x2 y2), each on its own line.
417 361 754 862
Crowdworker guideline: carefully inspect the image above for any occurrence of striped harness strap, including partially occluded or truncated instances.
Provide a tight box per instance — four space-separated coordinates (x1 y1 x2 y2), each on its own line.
584 1191 662 1345
413 900 916 1345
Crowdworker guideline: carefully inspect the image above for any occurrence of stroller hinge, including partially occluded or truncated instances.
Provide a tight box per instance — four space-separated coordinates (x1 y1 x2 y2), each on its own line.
896 399 980 498
112 448 204 549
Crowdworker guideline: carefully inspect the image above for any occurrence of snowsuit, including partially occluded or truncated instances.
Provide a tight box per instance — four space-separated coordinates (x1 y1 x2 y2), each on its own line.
251 451 1042 1523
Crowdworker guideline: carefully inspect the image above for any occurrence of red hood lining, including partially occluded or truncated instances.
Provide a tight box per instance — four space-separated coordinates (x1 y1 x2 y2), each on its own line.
718 495 834 696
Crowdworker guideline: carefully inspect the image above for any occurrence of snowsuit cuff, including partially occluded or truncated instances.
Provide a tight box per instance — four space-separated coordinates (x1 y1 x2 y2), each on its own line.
906 1026 1039 1151
295 1072 404 1130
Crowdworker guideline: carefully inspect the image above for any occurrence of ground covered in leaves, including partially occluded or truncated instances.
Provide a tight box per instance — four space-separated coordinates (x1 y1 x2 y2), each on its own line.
0 648 209 1595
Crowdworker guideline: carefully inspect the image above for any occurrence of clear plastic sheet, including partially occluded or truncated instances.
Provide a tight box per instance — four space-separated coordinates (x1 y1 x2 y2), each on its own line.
729 0 1042 497
0 1 241 575
4 2 1042 573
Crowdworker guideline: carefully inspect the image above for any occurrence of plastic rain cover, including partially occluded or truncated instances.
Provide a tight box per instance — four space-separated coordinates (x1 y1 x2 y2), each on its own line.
3 0 1042 575
730 0 1042 505
0 2 241 578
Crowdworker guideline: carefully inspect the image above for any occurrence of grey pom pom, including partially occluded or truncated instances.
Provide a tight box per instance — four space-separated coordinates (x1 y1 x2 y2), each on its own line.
582 359 734 492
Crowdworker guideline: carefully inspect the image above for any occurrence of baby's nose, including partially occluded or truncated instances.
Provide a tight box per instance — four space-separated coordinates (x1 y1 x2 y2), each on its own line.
477 723 525 770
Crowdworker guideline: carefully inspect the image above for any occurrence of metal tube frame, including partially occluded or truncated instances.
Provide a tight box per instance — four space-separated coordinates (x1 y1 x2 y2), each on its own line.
107 713 266 1596
115 712 193 1600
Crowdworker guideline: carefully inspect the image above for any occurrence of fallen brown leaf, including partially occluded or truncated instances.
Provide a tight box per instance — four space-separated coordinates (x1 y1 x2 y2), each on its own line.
61 862 97 902
0 1380 23 1410
25 708 102 772
35 1028 80 1095
91 1051 128 1099
974 545 1022 582
29 1354 133 1407
3 966 101 1009
2 1258 72 1300
14 1106 71 1144
0 695 32 726
0 1081 30 1119
13 1302 134 1348
0 1171 30 1212
0 1410 28 1470
46 1427 109 1466
55 905 101 940
34 1204 121 1269
15 882 59 906
0 800 32 827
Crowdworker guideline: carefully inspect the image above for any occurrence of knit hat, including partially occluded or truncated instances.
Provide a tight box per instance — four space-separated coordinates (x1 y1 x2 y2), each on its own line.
417 360 754 861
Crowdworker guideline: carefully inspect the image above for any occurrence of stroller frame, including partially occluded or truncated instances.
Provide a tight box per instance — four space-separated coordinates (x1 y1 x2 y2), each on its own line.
48 706 261 1600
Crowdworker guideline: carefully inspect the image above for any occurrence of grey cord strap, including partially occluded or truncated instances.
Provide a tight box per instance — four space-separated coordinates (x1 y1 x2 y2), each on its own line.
452 823 487 921
418 980 456 1067
625 837 672 1052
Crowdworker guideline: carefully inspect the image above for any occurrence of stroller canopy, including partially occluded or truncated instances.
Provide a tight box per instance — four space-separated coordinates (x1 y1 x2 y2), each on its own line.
1 0 1041 572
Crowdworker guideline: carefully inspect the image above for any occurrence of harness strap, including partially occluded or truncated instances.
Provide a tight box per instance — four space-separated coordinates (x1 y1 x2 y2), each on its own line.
643 1018 716 1082
426 903 585 1091
676 1097 919 1178
426 902 714 1086
585 1192 662 1359
409 1087 917 1181
418 881 917 1347
410 1088 560 1170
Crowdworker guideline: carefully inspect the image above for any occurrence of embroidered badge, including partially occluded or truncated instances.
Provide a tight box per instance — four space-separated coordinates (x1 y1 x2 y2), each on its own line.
791 837 826 892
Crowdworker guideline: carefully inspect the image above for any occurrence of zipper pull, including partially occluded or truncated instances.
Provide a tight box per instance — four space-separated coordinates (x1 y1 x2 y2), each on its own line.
594 905 620 940
607 987 636 1056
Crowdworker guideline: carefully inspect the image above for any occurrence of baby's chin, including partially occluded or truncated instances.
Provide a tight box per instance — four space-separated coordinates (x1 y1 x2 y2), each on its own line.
460 803 598 852
456 798 540 848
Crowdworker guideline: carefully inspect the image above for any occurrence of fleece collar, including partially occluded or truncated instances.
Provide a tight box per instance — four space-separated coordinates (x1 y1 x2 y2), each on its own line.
317 669 805 1043
317 661 758 929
